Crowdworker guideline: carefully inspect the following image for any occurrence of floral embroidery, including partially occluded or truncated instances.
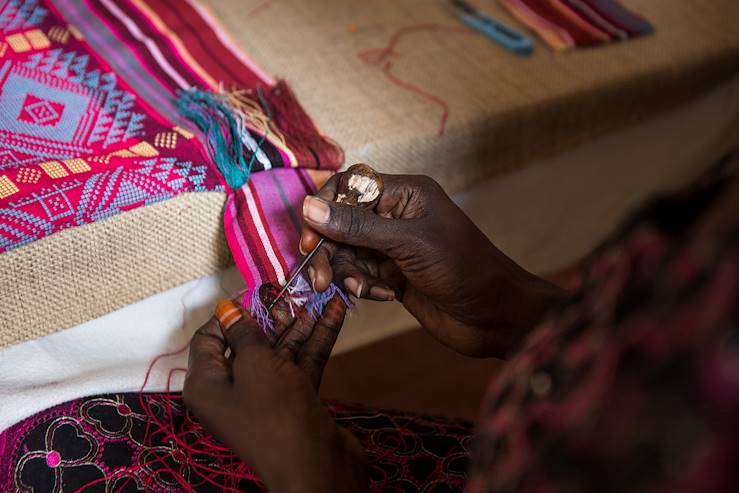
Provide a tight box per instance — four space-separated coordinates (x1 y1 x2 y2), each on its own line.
14 417 103 492
1 394 473 492
80 395 164 445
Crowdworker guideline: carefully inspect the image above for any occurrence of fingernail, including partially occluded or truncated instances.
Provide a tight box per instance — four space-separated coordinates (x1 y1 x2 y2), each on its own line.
370 286 395 301
344 277 363 298
308 266 317 292
303 196 330 225
215 300 242 330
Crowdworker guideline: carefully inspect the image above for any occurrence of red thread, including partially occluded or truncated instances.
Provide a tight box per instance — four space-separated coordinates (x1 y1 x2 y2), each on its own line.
72 283 263 492
357 23 473 137
135 352 261 492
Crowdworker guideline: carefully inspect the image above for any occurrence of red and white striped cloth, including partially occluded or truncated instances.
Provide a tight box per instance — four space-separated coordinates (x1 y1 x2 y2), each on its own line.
499 0 653 51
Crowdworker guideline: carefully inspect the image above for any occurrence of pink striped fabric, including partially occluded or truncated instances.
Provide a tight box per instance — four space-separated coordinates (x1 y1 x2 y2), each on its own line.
499 0 653 51
224 168 331 298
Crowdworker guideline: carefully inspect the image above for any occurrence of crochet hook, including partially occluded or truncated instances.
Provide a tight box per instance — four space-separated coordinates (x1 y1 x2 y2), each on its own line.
449 0 533 56
268 164 384 312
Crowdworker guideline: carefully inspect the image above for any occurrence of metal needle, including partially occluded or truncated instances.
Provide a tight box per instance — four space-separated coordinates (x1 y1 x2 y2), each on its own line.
267 237 325 311
266 163 383 313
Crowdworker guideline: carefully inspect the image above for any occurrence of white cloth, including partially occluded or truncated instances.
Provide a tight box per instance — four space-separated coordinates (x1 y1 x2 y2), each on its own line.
0 268 243 430
0 263 415 431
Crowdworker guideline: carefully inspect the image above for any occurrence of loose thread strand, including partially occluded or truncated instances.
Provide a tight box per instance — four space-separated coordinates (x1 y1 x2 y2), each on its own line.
357 23 473 136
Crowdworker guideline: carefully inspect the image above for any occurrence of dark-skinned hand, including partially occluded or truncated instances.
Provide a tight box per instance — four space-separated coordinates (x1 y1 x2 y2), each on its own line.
183 291 368 493
301 172 568 357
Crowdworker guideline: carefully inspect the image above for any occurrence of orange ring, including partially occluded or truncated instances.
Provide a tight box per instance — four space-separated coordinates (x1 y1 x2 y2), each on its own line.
215 300 242 330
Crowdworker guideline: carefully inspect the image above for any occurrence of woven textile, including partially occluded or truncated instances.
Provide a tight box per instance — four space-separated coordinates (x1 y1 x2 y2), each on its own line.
0 0 342 346
0 394 473 492
0 0 220 253
498 0 653 51
0 0 341 255
224 168 327 289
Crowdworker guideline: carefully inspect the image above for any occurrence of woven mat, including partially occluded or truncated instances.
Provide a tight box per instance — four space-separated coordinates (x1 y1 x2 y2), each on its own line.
2 0 738 347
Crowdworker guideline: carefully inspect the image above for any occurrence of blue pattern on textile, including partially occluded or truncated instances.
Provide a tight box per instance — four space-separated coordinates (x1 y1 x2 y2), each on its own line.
0 0 47 34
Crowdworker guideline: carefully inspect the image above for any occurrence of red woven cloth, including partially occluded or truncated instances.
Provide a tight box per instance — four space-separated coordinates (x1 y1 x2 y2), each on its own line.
0 0 341 254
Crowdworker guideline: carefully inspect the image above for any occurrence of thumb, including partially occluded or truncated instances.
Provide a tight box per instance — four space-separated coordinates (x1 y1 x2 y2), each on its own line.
302 196 405 252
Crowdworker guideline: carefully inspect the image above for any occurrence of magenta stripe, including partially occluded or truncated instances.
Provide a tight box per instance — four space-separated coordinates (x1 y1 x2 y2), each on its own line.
234 187 273 282
224 170 317 290
223 195 259 289
249 170 306 270
247 179 290 279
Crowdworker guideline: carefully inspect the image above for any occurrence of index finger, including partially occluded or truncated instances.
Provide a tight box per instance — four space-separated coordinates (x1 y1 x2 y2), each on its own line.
315 172 340 201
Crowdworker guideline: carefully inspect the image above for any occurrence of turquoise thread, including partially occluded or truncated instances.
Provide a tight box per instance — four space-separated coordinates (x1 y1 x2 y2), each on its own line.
177 88 269 190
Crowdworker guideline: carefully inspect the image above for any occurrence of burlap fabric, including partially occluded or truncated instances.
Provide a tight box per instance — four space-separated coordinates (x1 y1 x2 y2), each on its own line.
2 0 738 347
0 192 229 347
204 0 739 191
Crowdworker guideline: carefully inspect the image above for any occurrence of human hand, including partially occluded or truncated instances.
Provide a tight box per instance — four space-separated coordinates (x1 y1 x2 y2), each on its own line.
183 294 368 493
300 171 567 357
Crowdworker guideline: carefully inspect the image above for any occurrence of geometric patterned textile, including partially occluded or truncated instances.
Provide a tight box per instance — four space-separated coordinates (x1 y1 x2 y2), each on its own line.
0 0 216 252
0 0 342 253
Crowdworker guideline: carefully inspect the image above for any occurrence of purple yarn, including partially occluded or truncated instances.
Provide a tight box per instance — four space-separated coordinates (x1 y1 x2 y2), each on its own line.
247 275 353 333
248 287 275 333
306 283 353 319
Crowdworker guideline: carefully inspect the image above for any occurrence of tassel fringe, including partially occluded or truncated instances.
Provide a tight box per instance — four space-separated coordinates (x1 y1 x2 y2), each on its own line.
177 89 256 190
177 82 344 191
263 81 344 168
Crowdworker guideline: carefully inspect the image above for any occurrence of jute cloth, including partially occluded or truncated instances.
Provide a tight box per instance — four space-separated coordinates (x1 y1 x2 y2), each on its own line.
203 0 739 191
2 0 738 346
0 193 229 347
